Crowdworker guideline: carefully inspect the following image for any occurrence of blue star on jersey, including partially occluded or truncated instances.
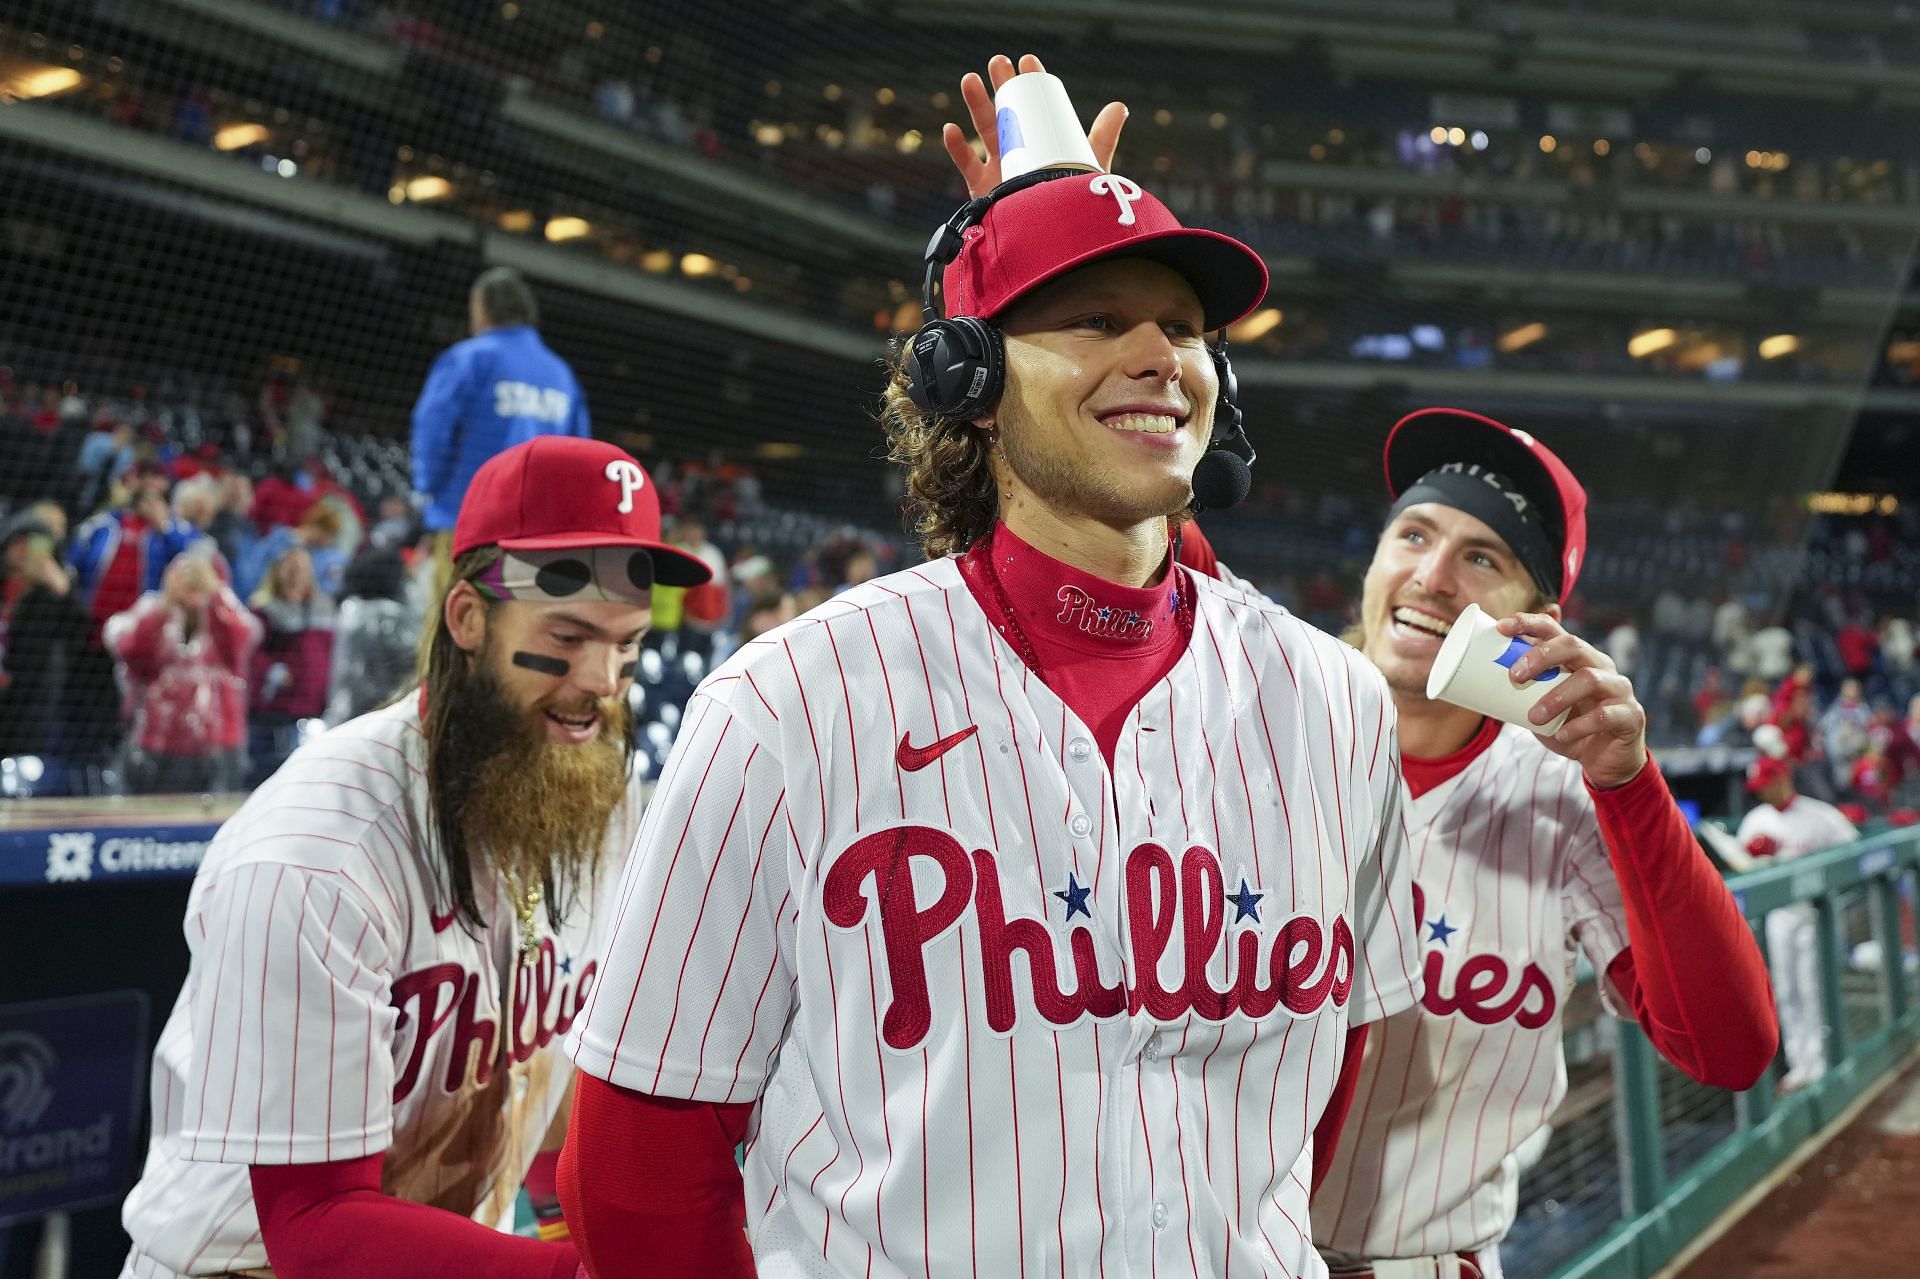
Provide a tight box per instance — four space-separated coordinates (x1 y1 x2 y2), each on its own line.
1053 873 1093 921
560 954 574 975
1230 878 1264 924
1427 915 1458 946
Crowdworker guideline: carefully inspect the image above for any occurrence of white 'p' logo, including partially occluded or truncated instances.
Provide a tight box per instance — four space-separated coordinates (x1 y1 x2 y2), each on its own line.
605 459 645 513
1089 174 1144 226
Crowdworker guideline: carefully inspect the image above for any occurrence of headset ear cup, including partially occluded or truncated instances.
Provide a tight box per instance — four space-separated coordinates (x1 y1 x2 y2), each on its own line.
904 318 1004 421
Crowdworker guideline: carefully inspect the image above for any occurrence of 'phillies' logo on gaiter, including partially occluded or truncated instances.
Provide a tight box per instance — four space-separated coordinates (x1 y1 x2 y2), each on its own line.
1055 585 1154 642
823 825 1354 1049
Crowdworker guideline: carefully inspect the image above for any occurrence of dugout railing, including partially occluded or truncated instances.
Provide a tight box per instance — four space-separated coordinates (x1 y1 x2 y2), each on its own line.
1532 824 1920 1279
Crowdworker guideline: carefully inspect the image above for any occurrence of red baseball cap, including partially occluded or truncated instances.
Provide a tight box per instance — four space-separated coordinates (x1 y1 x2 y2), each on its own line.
452 436 712 587
942 171 1269 331
1746 756 1793 793
1383 408 1589 601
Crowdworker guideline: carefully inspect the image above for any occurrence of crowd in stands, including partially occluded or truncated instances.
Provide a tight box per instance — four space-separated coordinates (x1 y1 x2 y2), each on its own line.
24 8 1920 377
0 367 899 797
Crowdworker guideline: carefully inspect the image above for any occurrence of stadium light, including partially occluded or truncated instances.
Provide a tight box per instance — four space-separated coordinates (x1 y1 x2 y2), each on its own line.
1228 308 1284 342
640 249 674 273
1759 334 1800 360
0 66 84 101
213 122 270 151
1447 127 1466 147
1539 135 1557 153
498 209 534 233
403 176 453 202
544 216 592 242
1430 126 1449 145
1498 322 1547 353
680 253 718 277
1628 327 1677 358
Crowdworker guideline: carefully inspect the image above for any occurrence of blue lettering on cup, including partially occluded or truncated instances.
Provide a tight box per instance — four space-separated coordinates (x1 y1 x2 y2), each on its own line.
997 107 1026 155
1492 637 1561 682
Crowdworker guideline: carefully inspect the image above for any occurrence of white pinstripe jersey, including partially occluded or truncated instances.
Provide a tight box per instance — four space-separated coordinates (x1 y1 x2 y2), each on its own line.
1733 796 1857 864
120 698 634 1277
1314 721 1630 1261
567 559 1423 1279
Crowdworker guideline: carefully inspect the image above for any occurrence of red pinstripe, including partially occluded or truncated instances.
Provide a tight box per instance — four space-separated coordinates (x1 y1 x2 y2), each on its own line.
864 610 907 814
1164 1026 1203 1275
652 747 759 1091
726 891 794 1095
824 619 863 824
860 927 895 1256
694 794 786 1077
179 1188 252 1271
814 917 860 1265
607 717 735 1062
783 635 830 850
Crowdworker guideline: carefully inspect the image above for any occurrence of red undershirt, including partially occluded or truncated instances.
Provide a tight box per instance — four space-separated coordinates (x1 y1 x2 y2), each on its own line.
956 521 1191 767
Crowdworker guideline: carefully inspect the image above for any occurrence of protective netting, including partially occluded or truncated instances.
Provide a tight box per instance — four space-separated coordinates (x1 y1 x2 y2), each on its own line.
2 1 1917 794
6 4 1920 1275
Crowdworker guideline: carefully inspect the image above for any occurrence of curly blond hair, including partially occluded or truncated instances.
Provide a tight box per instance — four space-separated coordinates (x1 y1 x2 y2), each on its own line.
878 341 1000 560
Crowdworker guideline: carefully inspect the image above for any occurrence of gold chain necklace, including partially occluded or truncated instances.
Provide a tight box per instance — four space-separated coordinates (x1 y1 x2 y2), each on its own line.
502 871 544 959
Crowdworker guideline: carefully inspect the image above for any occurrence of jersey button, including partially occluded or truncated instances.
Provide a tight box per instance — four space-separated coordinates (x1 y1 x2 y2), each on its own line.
1142 1032 1161 1061
1068 737 1093 762
1151 1202 1168 1230
1069 813 1092 838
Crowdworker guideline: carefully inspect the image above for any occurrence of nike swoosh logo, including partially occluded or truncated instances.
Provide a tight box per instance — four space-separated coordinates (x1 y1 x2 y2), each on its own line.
897 725 978 772
430 905 459 934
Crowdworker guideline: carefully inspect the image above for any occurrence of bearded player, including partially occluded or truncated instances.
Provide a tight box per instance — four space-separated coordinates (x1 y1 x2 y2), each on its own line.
558 126 1424 1275
120 436 712 1278
951 58 1777 1279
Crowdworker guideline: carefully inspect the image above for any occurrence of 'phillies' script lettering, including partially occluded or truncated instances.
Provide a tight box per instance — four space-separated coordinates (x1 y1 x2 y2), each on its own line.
1054 585 1154 642
390 939 597 1101
1411 883 1555 1029
822 825 1353 1050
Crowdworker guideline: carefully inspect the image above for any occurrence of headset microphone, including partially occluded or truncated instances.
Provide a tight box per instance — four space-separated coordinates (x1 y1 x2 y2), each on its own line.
1188 337 1256 514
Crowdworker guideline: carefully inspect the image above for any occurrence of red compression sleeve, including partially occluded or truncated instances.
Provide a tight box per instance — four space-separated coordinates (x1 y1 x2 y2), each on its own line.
1311 1024 1369 1194
1588 759 1778 1090
558 1073 757 1279
249 1155 579 1279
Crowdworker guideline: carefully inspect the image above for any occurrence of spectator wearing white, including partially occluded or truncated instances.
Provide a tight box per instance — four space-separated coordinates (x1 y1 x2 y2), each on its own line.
1882 617 1916 676
1713 594 1753 674
1751 621 1796 682
1724 757 1859 1090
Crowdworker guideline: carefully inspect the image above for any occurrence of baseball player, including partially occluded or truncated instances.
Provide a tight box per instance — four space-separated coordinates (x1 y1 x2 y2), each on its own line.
558 147 1424 1275
1723 756 1857 1090
948 64 1779 1279
119 437 712 1278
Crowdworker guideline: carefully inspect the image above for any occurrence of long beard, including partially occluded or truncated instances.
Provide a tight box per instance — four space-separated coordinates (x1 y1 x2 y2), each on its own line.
436 658 632 916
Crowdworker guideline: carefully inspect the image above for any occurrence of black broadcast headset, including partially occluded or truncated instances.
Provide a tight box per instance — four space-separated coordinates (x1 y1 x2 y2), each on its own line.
901 168 1258 513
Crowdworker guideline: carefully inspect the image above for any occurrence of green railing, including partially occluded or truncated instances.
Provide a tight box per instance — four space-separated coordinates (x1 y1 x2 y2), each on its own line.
1534 826 1920 1279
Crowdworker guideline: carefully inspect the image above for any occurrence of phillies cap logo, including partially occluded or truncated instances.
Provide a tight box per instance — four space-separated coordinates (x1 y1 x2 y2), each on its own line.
1089 174 1144 225
604 459 645 513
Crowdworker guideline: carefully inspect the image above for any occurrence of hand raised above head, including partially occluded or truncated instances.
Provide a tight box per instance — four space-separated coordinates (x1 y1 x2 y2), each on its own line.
939 53 1129 199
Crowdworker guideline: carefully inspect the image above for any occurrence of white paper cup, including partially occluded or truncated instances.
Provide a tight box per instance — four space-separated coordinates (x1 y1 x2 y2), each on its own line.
1424 601 1570 734
994 72 1100 181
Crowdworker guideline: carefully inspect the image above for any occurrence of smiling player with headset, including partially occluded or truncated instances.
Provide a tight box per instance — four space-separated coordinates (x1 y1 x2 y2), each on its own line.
557 68 1422 1278
943 55 1778 1279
